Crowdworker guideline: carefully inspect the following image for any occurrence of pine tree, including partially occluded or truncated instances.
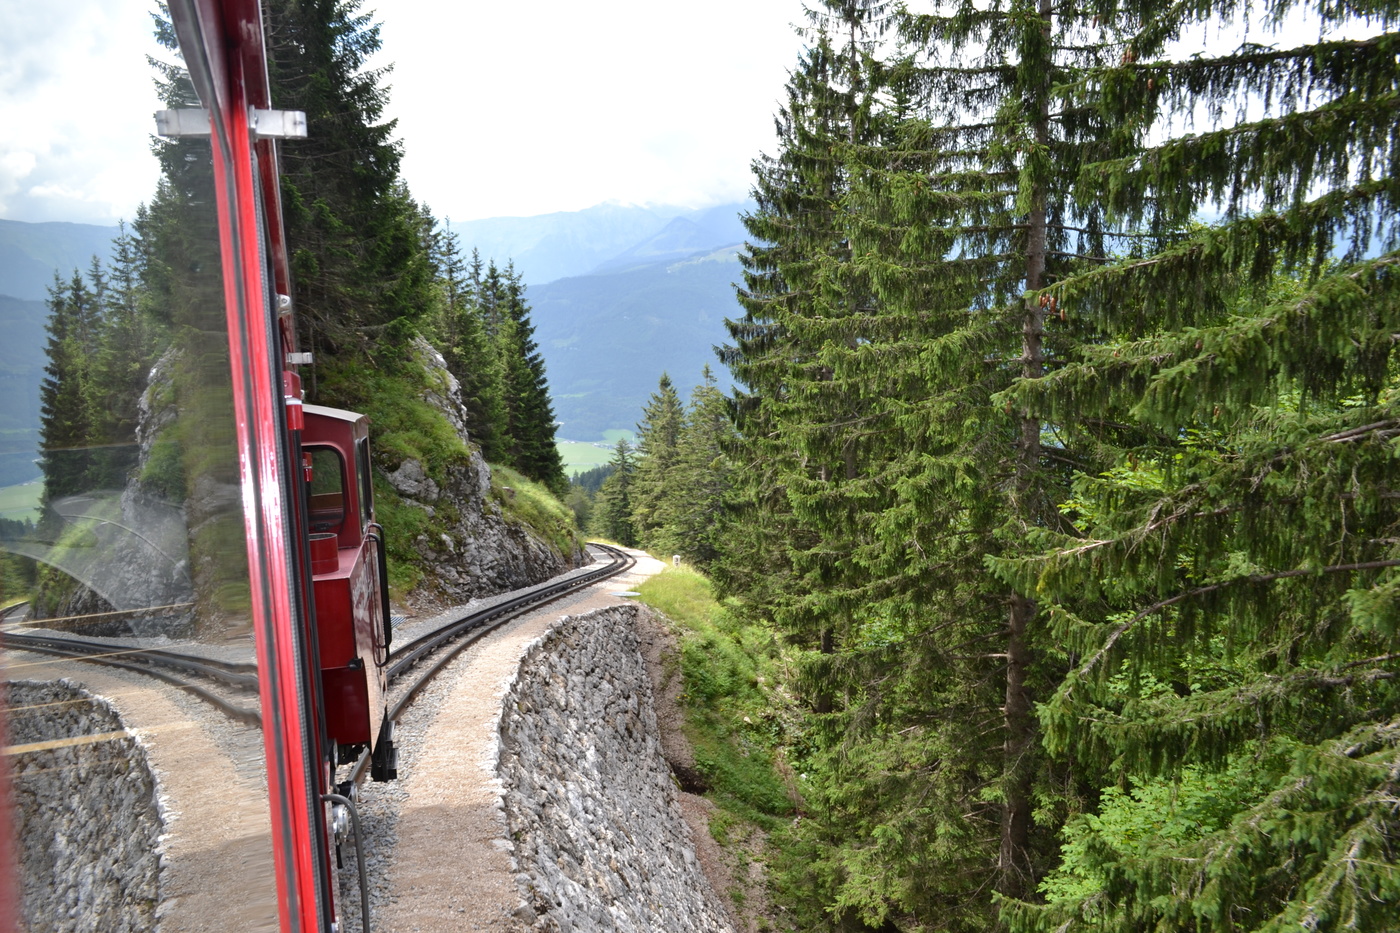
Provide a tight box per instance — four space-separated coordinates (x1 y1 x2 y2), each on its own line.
986 4 1400 929
720 0 1173 920
630 373 685 550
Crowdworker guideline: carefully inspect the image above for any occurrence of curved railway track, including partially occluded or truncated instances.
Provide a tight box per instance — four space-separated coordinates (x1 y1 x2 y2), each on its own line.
347 542 635 782
1 629 263 723
1 543 635 744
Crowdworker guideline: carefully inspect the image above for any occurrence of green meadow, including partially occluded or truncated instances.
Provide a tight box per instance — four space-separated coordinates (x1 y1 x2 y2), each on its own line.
0 481 42 521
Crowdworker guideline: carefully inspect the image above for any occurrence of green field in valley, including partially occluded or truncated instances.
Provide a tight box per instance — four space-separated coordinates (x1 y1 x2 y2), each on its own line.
557 441 614 477
557 430 637 478
0 480 42 521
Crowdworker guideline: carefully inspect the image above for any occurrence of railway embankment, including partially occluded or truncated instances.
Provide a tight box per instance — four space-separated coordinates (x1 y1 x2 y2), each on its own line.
5 679 161 933
498 603 734 933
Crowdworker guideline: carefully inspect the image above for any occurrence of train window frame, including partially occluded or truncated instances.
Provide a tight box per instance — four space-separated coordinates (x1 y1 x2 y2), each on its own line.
305 445 348 535
356 437 373 531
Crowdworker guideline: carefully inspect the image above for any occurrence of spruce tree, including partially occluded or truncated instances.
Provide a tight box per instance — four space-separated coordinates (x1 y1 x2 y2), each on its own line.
496 265 567 493
659 368 736 568
88 223 155 489
264 0 433 365
593 440 638 547
630 373 685 551
720 0 1172 920
431 228 506 458
720 0 887 677
38 274 95 505
987 4 1400 929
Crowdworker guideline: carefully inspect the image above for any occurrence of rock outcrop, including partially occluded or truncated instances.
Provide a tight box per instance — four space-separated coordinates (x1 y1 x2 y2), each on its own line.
383 339 585 607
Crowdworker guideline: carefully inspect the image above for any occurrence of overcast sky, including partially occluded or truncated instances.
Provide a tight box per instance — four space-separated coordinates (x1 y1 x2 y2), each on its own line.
0 0 805 227
1 3 1359 229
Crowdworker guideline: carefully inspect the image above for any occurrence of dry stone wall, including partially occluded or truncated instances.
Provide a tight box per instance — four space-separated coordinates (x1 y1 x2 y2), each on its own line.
5 680 161 933
498 604 734 933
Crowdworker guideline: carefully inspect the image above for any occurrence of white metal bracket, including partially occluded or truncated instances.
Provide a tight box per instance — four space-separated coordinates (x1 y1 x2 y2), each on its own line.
154 108 308 139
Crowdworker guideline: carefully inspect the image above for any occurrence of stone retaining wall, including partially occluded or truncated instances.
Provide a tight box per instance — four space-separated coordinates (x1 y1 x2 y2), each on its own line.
5 680 161 933
497 605 734 933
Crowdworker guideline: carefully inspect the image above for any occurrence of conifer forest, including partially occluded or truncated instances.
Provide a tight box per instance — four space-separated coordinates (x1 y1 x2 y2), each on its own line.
602 0 1400 929
14 0 1400 929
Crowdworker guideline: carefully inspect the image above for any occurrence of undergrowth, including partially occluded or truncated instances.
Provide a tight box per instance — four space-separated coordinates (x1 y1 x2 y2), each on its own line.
636 565 799 930
490 465 580 557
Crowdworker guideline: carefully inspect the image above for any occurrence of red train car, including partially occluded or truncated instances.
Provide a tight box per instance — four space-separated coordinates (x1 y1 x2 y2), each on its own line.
303 405 396 781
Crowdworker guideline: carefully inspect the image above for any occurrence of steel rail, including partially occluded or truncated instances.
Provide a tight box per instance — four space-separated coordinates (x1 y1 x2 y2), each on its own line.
1 635 261 725
2 632 258 689
347 543 636 783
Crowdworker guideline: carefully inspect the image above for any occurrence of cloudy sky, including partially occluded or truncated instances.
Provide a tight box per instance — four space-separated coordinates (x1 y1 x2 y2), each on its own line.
0 0 805 227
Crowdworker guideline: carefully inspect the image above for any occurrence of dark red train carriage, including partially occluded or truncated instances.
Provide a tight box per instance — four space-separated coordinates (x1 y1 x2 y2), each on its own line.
303 404 395 782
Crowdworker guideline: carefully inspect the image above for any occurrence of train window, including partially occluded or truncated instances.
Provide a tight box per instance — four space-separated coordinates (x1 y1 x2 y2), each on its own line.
356 437 374 529
307 446 347 534
0 12 287 928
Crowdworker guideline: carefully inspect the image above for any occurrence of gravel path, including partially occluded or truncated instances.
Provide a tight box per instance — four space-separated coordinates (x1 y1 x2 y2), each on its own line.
1 648 280 932
334 548 667 933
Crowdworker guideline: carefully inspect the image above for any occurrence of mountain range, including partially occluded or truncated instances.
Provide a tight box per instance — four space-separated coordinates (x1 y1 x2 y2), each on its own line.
448 201 750 286
527 243 744 440
0 201 754 485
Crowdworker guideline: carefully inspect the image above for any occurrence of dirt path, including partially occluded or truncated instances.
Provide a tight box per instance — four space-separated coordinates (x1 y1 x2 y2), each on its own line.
373 548 667 933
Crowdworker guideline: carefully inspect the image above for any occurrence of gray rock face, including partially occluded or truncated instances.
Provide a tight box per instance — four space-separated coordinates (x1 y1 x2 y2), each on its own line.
6 680 162 933
27 349 196 635
498 605 735 933
384 339 585 605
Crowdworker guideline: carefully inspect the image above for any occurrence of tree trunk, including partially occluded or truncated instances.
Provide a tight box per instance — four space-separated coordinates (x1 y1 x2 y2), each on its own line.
999 0 1053 901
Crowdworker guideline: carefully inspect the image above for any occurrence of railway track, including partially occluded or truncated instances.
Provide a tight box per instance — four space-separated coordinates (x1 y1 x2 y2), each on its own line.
347 542 635 782
1 543 635 742
1 629 263 724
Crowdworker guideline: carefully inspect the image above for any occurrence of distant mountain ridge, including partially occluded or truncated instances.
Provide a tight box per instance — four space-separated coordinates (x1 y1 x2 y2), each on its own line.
0 204 751 466
0 219 118 302
449 200 751 285
527 243 745 440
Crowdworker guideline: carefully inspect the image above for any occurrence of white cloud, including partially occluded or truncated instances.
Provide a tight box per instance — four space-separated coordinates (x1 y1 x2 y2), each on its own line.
0 0 805 225
0 0 162 225
373 0 803 220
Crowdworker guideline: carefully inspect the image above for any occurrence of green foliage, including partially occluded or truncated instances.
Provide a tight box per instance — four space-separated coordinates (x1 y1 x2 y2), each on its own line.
371 481 429 595
317 359 470 478
592 439 638 546
637 566 795 825
489 465 579 557
138 431 185 500
688 0 1400 928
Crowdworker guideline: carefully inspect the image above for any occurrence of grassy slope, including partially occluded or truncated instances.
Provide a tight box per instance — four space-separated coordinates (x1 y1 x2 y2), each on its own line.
318 357 583 597
636 566 800 931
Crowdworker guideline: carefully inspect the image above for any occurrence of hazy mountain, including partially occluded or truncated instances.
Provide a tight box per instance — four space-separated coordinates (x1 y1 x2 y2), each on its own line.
0 219 117 301
451 201 753 285
0 293 50 485
0 208 749 466
528 245 743 440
